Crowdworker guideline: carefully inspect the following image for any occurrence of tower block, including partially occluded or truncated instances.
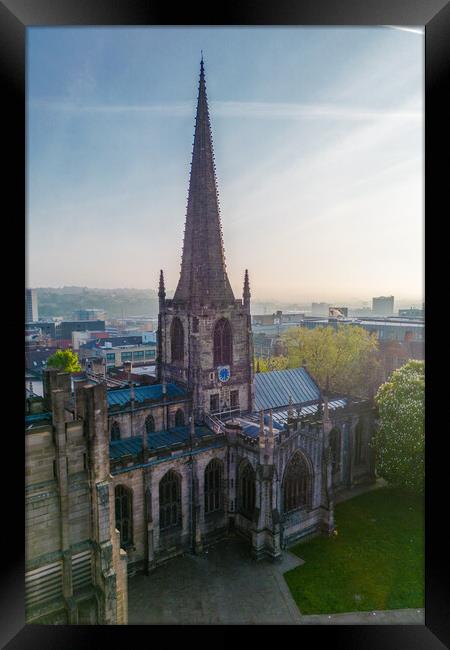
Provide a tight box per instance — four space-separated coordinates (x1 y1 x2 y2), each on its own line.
158 57 254 419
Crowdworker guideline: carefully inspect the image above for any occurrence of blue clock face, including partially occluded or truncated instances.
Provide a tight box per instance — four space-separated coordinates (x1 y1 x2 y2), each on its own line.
218 366 231 383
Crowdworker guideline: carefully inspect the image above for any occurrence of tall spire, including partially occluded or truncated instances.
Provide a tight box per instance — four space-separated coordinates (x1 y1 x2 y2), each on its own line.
158 269 166 299
243 269 251 310
173 57 235 305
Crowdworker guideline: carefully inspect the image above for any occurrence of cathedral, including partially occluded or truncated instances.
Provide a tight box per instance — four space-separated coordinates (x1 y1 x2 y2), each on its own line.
25 59 375 624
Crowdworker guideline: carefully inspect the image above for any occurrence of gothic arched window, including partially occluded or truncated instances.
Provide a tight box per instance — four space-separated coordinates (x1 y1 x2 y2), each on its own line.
330 427 341 473
174 409 185 427
239 462 255 519
171 318 184 363
159 470 181 531
205 459 223 514
145 414 155 433
354 420 364 465
111 421 121 441
283 452 311 513
213 318 232 366
115 485 132 547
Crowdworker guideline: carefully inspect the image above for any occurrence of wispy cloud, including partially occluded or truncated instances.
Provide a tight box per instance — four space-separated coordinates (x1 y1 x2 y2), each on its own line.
30 98 421 122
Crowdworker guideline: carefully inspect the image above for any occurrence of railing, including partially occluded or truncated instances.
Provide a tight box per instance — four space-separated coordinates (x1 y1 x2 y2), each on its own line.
84 371 128 388
204 413 226 434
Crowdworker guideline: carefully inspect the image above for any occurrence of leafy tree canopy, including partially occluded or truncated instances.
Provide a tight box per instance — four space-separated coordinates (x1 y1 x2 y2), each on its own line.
254 355 289 373
373 360 424 494
282 325 379 397
46 349 81 373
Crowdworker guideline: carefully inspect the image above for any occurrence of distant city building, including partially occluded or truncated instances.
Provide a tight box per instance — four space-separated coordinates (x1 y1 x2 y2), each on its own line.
252 311 304 327
72 308 106 321
398 308 424 319
25 288 38 322
311 302 330 316
72 330 109 350
349 307 373 317
58 319 105 341
25 321 57 340
80 339 157 369
372 296 394 316
303 316 424 343
329 306 348 319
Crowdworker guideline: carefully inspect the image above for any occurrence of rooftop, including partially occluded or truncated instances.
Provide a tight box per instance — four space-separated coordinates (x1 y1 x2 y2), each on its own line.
110 424 219 460
107 383 187 407
254 367 320 411
221 398 347 439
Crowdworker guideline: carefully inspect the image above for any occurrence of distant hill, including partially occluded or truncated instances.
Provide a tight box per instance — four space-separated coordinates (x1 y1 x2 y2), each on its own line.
35 287 165 319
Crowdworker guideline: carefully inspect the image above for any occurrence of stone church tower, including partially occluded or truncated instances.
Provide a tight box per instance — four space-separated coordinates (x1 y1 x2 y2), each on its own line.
157 58 254 418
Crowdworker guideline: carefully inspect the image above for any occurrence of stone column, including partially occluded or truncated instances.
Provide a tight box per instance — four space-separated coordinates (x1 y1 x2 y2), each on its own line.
84 383 122 625
251 410 281 561
143 468 155 573
321 395 335 534
52 388 76 621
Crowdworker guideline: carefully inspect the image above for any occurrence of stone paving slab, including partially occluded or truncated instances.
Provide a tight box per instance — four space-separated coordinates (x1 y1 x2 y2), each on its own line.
298 608 425 625
128 536 303 624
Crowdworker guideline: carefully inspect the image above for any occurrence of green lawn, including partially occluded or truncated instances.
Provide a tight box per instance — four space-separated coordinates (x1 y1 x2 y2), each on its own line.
284 487 424 615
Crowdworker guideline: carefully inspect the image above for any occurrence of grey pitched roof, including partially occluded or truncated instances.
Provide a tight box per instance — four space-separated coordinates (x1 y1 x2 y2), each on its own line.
254 367 320 411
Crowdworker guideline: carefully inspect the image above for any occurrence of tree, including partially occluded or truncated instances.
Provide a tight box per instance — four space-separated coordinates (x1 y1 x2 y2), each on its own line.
254 356 289 373
46 349 81 373
372 360 424 494
282 325 379 397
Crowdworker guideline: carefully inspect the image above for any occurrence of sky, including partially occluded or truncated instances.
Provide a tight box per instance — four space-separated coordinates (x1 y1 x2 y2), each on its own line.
27 27 424 304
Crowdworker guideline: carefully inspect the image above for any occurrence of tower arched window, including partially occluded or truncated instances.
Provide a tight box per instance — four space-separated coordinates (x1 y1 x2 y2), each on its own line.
204 459 223 514
174 409 185 427
145 414 155 433
115 485 132 548
171 317 184 363
111 421 121 441
159 470 181 531
213 318 232 366
283 452 311 513
330 427 341 473
239 462 255 519
354 420 364 465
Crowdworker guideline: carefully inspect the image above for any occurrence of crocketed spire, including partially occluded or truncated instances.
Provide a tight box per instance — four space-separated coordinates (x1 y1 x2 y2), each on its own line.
173 57 235 305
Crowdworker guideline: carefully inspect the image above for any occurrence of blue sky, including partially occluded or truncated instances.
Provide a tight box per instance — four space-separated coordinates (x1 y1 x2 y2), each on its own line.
27 27 423 303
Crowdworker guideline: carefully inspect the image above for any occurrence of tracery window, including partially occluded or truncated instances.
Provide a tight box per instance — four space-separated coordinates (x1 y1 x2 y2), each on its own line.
330 427 341 473
354 420 364 465
171 317 184 363
239 462 255 519
115 485 132 547
213 318 232 366
283 452 311 513
111 421 121 441
159 470 181 531
175 409 185 427
145 414 155 433
204 459 223 514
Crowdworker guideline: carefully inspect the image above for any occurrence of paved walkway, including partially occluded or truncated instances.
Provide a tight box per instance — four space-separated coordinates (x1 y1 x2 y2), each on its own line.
298 608 424 625
129 536 304 624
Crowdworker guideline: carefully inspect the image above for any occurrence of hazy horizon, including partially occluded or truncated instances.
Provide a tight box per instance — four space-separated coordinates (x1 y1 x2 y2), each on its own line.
28 285 423 308
27 27 424 302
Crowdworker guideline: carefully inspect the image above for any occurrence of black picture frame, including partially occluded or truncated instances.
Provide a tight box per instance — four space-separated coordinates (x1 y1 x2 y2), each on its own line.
3 0 448 647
